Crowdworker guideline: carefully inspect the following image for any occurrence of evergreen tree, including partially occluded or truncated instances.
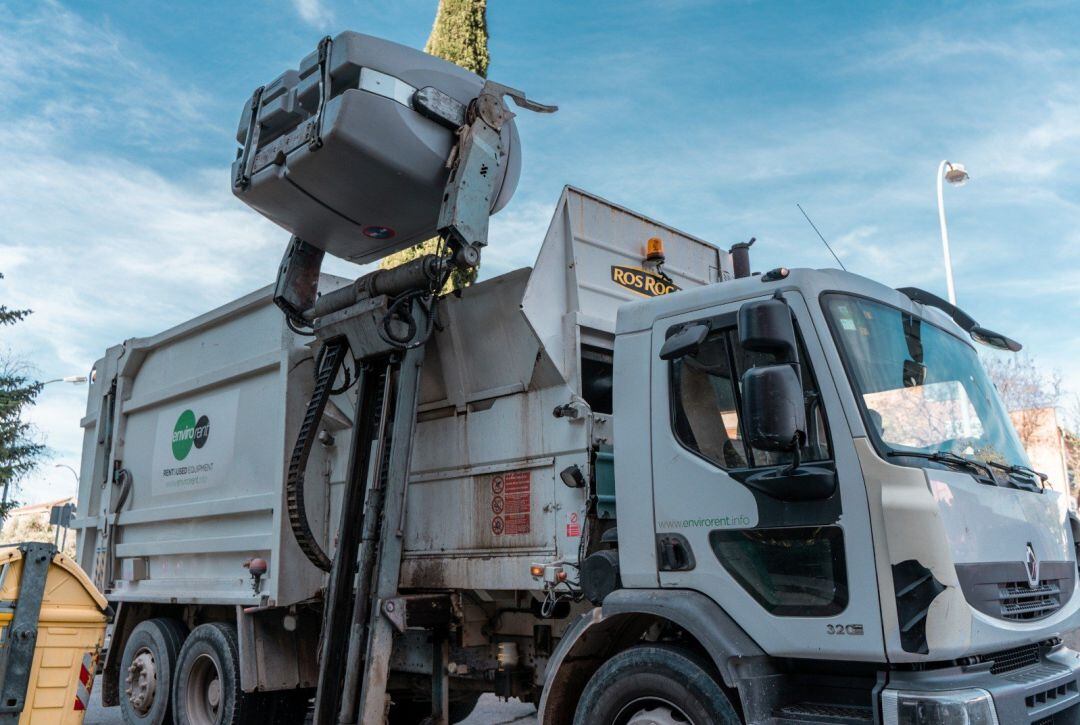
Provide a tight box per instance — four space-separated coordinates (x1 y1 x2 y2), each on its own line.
0 272 44 518
379 0 489 291
423 0 489 77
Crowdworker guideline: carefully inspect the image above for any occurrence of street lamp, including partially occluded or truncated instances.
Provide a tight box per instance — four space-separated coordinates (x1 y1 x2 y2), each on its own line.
55 464 79 486
46 375 87 385
937 160 970 305
41 375 87 385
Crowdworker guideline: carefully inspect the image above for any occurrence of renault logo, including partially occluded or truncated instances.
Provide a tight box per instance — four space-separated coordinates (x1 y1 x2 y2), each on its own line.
1025 543 1040 588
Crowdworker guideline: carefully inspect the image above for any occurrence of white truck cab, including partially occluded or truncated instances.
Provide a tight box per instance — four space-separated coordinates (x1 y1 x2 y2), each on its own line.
546 266 1080 724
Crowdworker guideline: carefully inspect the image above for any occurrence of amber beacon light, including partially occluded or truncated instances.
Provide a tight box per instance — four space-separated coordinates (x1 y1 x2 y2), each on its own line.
646 237 666 262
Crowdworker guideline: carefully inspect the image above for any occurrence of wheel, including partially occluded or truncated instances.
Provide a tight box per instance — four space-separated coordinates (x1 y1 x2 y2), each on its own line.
119 618 188 725
172 622 259 725
572 645 740 725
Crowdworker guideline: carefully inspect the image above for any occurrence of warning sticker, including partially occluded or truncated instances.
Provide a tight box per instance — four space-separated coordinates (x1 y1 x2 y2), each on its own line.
566 511 581 537
491 470 531 536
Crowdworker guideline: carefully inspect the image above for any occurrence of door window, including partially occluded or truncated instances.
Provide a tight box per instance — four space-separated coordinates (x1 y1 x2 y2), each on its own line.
670 321 830 470
709 526 848 615
671 331 748 468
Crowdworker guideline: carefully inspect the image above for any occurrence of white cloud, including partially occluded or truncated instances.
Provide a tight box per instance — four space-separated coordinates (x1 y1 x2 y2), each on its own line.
483 199 559 278
291 0 335 29
3 0 1080 504
0 2 218 151
0 3 290 504
862 27 1068 71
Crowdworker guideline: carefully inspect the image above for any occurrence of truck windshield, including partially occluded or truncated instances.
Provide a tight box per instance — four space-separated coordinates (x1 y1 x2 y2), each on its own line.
823 293 1030 469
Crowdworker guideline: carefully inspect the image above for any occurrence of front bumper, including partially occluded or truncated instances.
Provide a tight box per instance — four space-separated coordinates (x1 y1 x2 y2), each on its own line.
885 643 1080 724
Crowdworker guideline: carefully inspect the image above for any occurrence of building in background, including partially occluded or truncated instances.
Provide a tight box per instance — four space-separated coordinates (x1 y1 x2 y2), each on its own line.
1011 407 1075 505
0 496 77 558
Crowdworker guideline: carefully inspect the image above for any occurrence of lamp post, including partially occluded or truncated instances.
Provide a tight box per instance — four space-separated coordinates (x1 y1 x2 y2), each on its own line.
937 160 970 305
55 464 79 486
0 379 88 529
41 375 87 386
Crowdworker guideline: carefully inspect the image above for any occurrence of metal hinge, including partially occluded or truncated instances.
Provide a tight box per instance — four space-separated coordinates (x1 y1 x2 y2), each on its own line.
233 85 265 190
305 35 334 151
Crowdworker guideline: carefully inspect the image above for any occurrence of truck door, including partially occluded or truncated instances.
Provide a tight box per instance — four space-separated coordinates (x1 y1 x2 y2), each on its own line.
649 291 883 660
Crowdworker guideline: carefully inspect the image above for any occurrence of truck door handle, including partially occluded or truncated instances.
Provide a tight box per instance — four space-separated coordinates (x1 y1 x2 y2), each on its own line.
656 534 696 572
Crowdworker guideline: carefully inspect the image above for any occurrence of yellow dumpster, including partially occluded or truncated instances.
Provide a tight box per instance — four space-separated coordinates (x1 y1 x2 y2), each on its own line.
0 542 109 724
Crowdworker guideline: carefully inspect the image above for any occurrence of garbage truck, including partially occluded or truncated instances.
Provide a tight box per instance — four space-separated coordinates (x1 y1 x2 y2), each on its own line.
74 30 1080 725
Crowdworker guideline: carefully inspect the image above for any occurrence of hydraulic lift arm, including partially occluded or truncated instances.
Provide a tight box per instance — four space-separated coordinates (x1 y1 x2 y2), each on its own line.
272 80 554 725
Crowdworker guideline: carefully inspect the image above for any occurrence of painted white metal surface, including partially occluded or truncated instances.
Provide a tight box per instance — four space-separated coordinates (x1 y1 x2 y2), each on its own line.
75 281 350 607
522 186 729 392
75 186 730 606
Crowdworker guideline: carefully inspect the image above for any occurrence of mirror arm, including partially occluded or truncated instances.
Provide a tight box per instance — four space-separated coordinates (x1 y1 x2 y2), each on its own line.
781 433 803 476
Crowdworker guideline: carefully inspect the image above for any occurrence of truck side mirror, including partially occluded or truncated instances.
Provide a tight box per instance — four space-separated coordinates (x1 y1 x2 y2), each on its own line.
659 323 710 361
970 325 1022 352
740 364 806 453
738 297 797 363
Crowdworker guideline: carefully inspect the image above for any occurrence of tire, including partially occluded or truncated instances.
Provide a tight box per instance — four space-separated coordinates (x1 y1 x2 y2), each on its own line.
573 644 740 725
119 618 188 725
172 622 259 725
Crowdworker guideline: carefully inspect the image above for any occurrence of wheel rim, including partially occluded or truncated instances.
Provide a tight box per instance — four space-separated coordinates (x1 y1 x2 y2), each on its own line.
619 698 692 725
185 652 224 725
125 647 158 716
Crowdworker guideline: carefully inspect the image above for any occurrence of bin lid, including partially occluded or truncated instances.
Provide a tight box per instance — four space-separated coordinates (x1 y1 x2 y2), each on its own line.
0 543 109 613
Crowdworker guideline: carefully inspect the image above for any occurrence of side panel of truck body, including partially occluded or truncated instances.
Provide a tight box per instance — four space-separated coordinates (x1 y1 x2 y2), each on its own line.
75 287 347 607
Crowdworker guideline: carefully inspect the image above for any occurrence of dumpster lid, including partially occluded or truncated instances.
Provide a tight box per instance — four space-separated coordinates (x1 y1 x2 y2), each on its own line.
0 544 109 612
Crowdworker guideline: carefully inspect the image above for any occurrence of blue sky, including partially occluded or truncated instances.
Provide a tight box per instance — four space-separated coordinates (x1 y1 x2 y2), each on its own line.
2 0 1078 504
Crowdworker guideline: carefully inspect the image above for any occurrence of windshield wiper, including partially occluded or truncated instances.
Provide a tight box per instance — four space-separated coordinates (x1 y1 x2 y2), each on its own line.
885 450 999 485
982 460 1047 490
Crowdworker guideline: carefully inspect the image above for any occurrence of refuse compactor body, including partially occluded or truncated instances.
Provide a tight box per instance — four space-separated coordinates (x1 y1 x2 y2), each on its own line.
75 187 729 608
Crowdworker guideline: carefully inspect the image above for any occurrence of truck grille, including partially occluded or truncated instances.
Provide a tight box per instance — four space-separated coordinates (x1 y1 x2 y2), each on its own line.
999 580 1062 621
978 643 1041 675
1026 680 1078 710
955 561 1074 623
776 702 873 722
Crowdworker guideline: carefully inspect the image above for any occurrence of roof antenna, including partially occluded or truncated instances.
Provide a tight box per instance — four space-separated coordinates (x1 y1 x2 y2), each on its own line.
796 203 847 271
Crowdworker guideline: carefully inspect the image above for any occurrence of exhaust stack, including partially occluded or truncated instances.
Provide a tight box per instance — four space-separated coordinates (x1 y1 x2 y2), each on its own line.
729 237 756 279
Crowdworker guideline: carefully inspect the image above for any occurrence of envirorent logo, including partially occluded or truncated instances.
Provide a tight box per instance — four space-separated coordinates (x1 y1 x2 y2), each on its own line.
171 410 210 461
658 514 752 529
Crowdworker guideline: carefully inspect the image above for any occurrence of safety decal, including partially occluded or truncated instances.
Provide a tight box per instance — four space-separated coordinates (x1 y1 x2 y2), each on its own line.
491 470 531 536
566 511 581 538
74 651 95 711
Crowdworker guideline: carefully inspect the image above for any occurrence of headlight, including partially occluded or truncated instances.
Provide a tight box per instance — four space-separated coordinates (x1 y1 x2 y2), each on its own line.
881 688 998 725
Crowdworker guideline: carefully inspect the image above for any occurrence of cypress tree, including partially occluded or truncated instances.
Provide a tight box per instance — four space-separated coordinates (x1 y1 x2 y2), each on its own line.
379 0 489 291
424 0 489 77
